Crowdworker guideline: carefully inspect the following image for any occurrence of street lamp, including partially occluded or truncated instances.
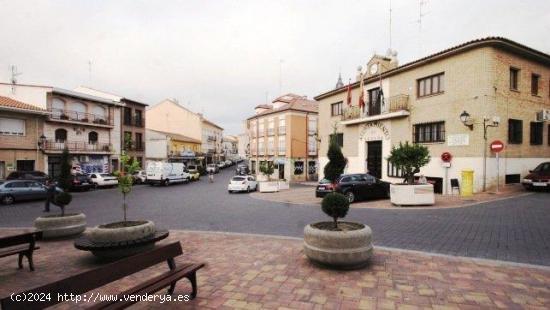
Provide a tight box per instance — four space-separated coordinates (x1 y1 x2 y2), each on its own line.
37 134 46 150
459 110 474 130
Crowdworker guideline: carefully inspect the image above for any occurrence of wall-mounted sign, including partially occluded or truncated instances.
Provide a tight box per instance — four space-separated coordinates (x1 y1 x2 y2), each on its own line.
447 134 469 146
359 121 390 140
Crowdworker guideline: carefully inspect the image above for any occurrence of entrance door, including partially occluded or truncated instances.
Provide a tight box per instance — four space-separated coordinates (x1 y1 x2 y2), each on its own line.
278 163 285 180
366 141 382 179
17 160 35 171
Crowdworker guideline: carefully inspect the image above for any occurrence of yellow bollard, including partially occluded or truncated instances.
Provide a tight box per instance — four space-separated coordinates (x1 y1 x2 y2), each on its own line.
461 169 474 197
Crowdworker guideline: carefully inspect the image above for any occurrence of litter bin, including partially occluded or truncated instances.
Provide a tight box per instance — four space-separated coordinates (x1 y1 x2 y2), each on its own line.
461 169 474 197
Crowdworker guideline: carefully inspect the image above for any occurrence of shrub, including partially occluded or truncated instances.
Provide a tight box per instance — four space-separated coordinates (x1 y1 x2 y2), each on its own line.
387 142 430 185
259 161 275 180
321 192 350 229
113 151 140 222
323 133 346 183
53 191 72 217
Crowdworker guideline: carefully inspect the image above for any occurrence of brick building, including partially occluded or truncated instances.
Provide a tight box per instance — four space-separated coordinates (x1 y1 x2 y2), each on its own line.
315 37 550 193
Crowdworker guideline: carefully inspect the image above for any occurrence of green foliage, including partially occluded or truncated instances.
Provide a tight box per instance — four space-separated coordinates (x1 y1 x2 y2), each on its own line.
259 161 275 180
321 192 350 229
113 151 140 222
323 132 347 183
57 147 72 190
53 191 72 217
387 142 431 185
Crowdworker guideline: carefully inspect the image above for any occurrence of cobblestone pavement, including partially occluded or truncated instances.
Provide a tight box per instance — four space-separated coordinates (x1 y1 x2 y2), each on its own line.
0 168 549 265
1 229 549 309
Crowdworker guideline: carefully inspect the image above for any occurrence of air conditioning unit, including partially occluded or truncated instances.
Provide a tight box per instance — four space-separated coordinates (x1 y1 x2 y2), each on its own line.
536 109 550 122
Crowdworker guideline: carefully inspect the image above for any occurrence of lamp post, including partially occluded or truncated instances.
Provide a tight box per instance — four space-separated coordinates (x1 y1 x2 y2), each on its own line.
460 111 499 192
37 134 47 150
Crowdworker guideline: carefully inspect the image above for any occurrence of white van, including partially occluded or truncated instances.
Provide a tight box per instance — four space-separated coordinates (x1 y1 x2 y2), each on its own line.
146 161 190 186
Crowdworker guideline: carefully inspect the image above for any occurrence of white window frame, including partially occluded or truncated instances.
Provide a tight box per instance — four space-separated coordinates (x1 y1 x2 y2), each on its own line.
0 117 26 136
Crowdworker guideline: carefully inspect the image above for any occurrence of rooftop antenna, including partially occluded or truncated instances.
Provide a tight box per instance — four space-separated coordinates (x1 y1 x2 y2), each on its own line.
417 0 428 56
10 65 22 94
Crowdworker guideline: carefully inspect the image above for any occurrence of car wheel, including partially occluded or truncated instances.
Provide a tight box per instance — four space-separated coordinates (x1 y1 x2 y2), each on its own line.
247 186 251 193
345 191 355 203
164 179 169 186
228 190 232 194
1 195 14 205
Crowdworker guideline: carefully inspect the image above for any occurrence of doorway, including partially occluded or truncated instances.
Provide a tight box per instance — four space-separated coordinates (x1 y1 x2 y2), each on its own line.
278 163 285 180
366 141 382 179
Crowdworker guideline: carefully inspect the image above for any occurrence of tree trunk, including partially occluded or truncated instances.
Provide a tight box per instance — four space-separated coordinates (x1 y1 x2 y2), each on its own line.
123 193 127 222
333 216 338 229
61 205 65 217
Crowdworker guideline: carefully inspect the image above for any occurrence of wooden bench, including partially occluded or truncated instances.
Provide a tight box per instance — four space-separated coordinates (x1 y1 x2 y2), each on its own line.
0 231 42 271
1 242 204 310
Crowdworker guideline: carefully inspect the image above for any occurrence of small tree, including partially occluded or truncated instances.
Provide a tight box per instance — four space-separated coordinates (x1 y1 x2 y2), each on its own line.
323 132 347 183
114 151 140 222
259 161 275 181
387 142 431 185
57 147 72 190
53 191 72 217
321 192 350 229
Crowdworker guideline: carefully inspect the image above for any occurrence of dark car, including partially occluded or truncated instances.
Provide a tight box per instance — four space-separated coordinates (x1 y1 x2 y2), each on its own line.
522 162 550 191
315 178 334 197
235 164 250 175
333 173 390 203
7 171 50 184
69 173 93 191
0 180 56 205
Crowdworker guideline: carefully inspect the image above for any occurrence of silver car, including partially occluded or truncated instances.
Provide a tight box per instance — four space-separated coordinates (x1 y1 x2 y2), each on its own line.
0 180 50 205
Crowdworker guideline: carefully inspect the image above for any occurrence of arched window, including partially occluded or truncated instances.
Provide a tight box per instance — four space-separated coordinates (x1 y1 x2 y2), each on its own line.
92 106 106 118
52 98 65 118
71 101 87 120
55 128 67 142
88 131 98 144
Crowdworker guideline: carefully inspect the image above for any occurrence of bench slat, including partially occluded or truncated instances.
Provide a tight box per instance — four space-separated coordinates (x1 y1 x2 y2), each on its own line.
0 245 39 258
0 231 42 248
0 242 183 310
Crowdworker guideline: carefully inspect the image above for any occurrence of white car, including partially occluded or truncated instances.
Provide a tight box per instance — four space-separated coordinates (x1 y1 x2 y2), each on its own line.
225 160 232 166
217 162 225 169
89 173 118 188
228 175 258 193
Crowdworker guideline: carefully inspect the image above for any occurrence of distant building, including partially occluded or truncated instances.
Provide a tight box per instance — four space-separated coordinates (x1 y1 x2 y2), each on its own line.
246 93 318 181
200 115 224 164
237 132 249 159
145 129 202 164
0 96 49 178
222 135 239 160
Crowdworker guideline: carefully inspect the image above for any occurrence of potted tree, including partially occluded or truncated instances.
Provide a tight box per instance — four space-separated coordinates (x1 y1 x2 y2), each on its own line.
387 142 434 206
258 161 279 192
85 152 159 258
34 182 87 238
303 192 373 269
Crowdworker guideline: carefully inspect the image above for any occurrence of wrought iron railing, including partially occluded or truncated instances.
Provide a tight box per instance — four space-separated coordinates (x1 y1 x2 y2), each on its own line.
341 94 409 121
49 108 113 126
43 140 112 152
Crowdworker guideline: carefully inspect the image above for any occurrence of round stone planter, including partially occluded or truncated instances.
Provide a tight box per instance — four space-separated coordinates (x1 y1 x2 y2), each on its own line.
303 222 373 269
34 213 86 239
86 220 156 258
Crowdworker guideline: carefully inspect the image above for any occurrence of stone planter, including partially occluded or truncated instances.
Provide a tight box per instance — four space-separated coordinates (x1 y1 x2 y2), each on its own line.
390 184 435 206
86 220 156 258
259 181 279 193
277 181 290 190
303 222 373 269
34 213 86 239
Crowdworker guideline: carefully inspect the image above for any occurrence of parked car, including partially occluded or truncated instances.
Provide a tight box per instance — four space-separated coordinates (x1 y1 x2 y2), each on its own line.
235 164 250 175
6 171 50 184
146 161 190 186
0 180 60 205
333 173 390 203
69 173 93 191
522 162 550 191
217 162 226 169
206 164 219 174
88 173 118 188
225 160 233 166
315 178 335 198
186 165 201 181
228 175 258 193
132 170 147 184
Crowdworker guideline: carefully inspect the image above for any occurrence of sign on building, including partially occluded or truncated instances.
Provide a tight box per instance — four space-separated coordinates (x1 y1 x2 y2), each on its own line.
447 134 469 146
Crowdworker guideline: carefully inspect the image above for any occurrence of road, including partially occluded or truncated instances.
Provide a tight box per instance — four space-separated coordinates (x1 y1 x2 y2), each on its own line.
1 167 549 266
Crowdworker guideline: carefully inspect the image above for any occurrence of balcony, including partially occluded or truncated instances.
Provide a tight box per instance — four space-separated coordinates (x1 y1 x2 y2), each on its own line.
42 140 112 153
124 116 144 127
341 94 410 125
123 140 144 152
278 126 286 135
267 128 275 136
49 108 113 127
207 135 217 142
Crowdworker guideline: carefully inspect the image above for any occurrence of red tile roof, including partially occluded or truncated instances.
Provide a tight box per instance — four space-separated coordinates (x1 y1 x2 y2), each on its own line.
248 94 318 120
0 96 47 113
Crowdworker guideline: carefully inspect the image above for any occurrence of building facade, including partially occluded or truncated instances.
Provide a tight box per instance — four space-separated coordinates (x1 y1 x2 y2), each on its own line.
145 129 202 164
247 94 318 181
200 116 224 164
315 37 550 193
0 96 49 178
237 132 249 159
0 83 119 177
222 135 239 161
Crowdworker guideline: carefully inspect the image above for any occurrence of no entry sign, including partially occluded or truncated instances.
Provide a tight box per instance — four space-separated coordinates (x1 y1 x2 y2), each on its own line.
490 140 504 153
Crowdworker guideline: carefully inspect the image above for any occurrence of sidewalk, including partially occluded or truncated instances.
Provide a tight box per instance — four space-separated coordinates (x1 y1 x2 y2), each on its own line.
251 184 530 209
1 228 548 309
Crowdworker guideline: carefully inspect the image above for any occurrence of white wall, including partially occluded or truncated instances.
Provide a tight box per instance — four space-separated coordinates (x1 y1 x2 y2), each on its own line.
145 130 168 159
0 84 50 109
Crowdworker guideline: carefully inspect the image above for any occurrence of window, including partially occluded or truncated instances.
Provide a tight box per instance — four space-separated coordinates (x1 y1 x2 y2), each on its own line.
124 107 132 125
329 133 344 148
308 161 316 175
88 131 98 144
413 122 445 143
267 118 274 135
294 161 304 175
331 102 343 116
55 128 67 142
531 74 540 95
530 122 543 145
387 162 404 178
135 133 143 149
308 136 317 154
124 131 132 149
509 67 519 90
308 116 317 135
258 138 264 155
278 136 286 154
135 110 143 126
368 88 381 115
0 118 25 136
258 121 264 136
508 119 523 144
51 98 65 118
278 117 286 135
418 73 444 97
267 137 274 154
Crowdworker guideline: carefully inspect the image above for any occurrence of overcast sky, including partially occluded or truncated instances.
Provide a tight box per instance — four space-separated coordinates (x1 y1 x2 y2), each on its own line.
1 0 549 134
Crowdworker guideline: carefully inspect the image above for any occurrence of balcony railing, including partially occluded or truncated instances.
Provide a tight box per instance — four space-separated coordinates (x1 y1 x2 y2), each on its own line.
49 108 113 126
341 94 409 121
124 116 144 127
43 140 112 152
123 140 144 151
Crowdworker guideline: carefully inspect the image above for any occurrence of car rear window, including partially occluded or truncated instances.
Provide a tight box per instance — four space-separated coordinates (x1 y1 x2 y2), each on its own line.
100 174 112 177
232 177 246 181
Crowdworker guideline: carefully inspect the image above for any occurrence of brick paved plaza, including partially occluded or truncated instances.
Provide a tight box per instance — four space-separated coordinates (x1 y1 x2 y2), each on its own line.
1 229 549 309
